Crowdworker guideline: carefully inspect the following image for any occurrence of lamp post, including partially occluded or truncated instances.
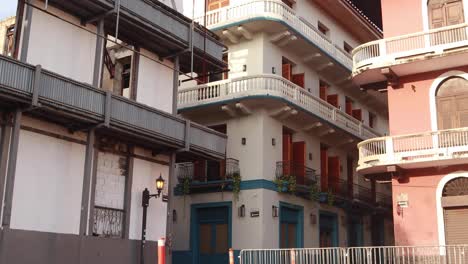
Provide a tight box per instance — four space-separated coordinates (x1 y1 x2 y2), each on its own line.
140 174 165 264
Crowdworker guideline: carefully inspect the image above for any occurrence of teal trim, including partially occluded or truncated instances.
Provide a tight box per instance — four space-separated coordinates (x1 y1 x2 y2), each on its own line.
279 202 304 248
240 179 277 191
319 210 339 247
209 17 351 72
190 202 232 264
179 94 363 142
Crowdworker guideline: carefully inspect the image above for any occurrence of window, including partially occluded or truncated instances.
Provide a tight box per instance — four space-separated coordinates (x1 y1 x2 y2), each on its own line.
93 143 129 238
428 0 465 44
318 21 330 37
3 25 14 56
436 77 468 129
344 41 353 54
206 0 230 11
319 80 329 100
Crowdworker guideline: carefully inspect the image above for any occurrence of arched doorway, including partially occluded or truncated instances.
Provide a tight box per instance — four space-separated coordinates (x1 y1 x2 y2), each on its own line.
436 77 468 130
442 177 468 244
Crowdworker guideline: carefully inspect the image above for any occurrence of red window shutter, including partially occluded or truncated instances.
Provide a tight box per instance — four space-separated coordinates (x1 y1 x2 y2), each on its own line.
320 145 328 191
352 109 362 121
320 86 327 100
193 160 206 181
282 64 292 81
220 159 226 179
328 156 340 193
292 141 306 185
345 100 353 115
327 94 339 108
292 73 305 88
283 134 292 175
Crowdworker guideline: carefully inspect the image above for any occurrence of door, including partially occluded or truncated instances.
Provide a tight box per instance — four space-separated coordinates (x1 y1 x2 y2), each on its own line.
352 109 362 121
347 157 354 198
193 160 207 182
320 213 338 247
283 133 293 175
319 81 328 100
348 215 363 247
327 94 339 108
320 145 328 191
371 215 385 246
280 206 301 248
292 142 306 185
282 64 292 81
345 97 353 115
429 0 465 44
198 207 230 264
444 207 468 244
292 73 305 88
328 156 340 194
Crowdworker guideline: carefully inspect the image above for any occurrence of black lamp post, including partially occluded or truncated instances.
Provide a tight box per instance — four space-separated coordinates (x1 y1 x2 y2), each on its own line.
140 174 165 264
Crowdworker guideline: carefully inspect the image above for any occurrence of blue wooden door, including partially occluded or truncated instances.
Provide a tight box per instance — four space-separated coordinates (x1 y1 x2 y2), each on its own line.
348 215 363 247
319 213 338 247
280 206 300 248
197 207 229 264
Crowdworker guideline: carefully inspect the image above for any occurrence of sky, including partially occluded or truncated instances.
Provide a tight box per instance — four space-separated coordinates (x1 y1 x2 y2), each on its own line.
352 0 383 29
0 0 18 20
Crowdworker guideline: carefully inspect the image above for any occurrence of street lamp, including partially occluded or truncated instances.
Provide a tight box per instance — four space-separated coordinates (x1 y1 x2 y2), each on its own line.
140 174 165 264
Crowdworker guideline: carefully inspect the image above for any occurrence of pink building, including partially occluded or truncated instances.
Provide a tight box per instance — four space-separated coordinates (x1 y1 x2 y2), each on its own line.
353 0 468 246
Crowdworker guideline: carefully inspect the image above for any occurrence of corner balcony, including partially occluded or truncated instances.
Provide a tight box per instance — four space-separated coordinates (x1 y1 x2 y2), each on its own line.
0 55 226 159
178 75 381 141
195 0 353 81
353 23 468 86
358 127 468 175
174 158 240 194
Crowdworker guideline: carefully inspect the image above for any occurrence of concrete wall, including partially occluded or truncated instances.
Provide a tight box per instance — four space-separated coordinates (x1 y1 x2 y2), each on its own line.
25 1 97 84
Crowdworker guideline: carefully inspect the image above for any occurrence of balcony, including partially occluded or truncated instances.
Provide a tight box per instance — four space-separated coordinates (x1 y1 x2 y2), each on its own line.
275 161 318 197
195 0 353 78
358 127 468 174
178 74 381 140
175 158 240 194
46 0 225 72
376 192 393 210
0 55 226 159
353 23 468 85
352 183 374 206
328 179 351 200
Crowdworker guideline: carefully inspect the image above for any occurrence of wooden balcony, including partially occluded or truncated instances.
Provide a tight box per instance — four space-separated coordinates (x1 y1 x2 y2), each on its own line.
0 55 226 159
178 74 381 140
358 127 468 174
353 23 468 85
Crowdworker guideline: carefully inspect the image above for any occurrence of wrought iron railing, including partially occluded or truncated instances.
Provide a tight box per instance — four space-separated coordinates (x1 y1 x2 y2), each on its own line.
376 192 393 209
275 161 318 186
353 184 374 205
328 179 351 199
175 158 240 182
93 206 124 238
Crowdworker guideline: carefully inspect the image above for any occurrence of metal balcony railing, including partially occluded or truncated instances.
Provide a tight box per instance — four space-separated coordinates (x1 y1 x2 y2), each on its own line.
92 206 124 238
353 23 468 72
376 192 393 209
176 158 240 183
275 161 318 187
0 55 227 159
358 127 468 172
353 184 374 205
239 245 468 264
178 74 381 140
327 179 351 199
194 0 353 70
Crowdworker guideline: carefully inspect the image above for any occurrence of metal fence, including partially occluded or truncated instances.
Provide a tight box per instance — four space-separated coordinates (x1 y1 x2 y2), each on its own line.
240 246 468 264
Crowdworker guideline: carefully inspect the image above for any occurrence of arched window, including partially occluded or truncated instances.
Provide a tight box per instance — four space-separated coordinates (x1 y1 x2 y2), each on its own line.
442 177 468 245
436 77 468 129
428 0 465 29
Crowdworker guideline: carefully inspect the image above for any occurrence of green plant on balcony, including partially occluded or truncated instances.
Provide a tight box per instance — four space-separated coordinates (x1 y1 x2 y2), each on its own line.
232 171 241 201
182 176 191 196
309 184 320 201
275 175 296 194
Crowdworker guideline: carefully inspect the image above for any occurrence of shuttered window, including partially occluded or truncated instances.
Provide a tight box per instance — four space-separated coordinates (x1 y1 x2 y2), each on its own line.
436 77 468 130
429 0 465 44
206 0 229 11
444 207 468 244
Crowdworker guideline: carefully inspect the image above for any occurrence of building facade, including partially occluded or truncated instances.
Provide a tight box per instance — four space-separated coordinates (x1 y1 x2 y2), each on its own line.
354 0 468 246
172 1 395 263
0 1 227 263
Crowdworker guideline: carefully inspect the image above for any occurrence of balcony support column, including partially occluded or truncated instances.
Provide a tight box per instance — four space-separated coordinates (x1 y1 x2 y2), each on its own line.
79 128 96 235
165 152 176 260
172 56 180 115
93 19 105 88
1 109 22 228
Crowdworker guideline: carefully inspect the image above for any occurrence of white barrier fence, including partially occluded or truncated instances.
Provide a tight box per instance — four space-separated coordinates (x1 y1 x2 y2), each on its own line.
240 246 468 264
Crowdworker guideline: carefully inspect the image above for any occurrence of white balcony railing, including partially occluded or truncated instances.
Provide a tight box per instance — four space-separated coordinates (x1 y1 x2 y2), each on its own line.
353 23 468 72
358 127 468 171
195 0 353 70
178 74 380 140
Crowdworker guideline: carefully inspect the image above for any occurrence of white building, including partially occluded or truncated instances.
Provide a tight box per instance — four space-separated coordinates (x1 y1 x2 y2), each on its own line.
0 0 226 263
172 0 394 263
